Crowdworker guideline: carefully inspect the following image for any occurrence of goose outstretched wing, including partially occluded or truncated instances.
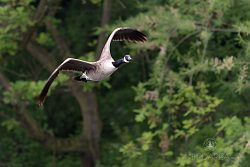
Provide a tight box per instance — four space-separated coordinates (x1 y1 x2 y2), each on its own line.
99 27 147 60
38 58 95 105
112 28 147 42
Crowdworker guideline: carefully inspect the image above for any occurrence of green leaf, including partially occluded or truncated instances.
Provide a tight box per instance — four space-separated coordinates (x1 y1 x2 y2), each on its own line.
1 119 19 131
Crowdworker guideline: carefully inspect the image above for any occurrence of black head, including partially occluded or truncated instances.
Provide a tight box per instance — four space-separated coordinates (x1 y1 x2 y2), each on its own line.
112 55 133 68
123 55 133 63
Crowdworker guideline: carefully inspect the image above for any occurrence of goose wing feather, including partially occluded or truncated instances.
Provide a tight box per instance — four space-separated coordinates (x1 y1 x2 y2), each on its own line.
38 58 95 105
112 28 147 42
99 27 147 60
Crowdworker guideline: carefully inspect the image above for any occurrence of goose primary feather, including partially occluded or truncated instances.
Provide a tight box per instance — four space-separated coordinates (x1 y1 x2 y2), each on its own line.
38 27 147 105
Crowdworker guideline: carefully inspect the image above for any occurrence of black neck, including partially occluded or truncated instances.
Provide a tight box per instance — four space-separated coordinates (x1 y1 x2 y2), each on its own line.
112 58 125 68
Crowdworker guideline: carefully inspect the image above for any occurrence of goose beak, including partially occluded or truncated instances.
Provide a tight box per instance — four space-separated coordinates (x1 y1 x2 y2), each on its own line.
127 56 132 61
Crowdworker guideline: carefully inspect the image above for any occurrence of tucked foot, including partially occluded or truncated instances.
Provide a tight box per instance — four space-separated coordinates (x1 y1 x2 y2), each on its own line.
74 76 87 82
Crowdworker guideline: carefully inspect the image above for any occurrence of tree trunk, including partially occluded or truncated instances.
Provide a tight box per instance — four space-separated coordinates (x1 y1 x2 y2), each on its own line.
69 84 101 167
80 153 95 167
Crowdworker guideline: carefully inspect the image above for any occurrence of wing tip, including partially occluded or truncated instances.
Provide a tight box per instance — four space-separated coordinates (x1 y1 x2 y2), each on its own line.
137 30 147 41
112 28 148 43
35 93 45 106
138 35 147 42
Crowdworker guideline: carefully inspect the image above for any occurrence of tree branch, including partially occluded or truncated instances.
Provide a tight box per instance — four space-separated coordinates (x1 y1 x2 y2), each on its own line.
195 24 240 33
0 71 86 153
42 5 102 161
26 40 57 72
25 29 102 157
15 103 86 152
96 0 112 58
22 0 48 47
45 0 71 59
69 84 101 161
21 1 102 165
0 72 11 91
46 19 71 59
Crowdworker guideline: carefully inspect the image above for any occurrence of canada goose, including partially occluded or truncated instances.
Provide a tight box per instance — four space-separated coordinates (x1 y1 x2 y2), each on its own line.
38 27 147 105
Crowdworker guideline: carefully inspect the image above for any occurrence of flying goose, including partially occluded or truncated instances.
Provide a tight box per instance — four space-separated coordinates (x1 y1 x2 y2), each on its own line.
38 27 147 105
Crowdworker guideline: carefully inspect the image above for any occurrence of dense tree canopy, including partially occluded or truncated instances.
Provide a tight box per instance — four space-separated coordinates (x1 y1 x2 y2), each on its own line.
0 0 250 167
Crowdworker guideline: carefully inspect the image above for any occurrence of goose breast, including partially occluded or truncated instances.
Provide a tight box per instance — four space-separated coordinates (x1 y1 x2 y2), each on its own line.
87 60 117 81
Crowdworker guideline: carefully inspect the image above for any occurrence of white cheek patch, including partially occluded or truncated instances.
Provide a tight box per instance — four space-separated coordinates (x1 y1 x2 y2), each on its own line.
123 57 129 63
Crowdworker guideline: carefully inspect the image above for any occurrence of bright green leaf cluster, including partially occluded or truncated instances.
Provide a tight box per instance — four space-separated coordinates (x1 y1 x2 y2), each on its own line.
0 0 33 56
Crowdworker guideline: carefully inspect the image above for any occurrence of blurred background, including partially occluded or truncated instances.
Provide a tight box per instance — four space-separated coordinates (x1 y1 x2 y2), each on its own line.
0 0 250 167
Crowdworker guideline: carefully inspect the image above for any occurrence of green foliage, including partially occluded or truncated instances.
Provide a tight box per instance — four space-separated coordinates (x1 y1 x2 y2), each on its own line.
36 32 54 47
109 0 250 166
0 0 33 56
175 116 250 167
3 80 44 104
3 74 69 105
1 118 19 131
1 0 250 167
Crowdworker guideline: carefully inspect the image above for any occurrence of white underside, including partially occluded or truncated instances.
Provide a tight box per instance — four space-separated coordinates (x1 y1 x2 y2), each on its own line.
82 59 117 81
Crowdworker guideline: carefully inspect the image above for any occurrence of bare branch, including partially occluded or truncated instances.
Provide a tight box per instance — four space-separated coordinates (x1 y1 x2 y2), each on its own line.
0 71 87 153
26 40 57 72
21 1 102 165
43 5 102 161
195 24 240 33
46 20 71 59
28 11 102 164
207 27 240 33
45 0 71 59
15 103 86 153
96 0 112 59
0 72 11 91
22 0 48 47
